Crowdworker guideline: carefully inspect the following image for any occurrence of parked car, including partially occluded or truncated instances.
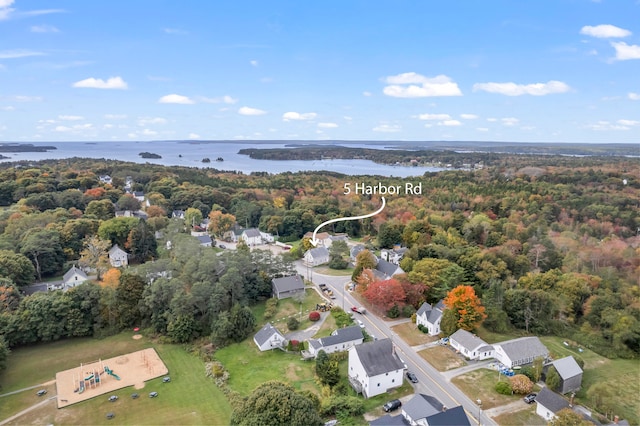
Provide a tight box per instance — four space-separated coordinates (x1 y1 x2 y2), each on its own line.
523 393 537 404
36 390 47 396
108 395 118 402
162 376 171 383
219 244 226 249
356 319 365 329
406 371 419 383
383 399 402 412
131 393 139 399
149 391 158 398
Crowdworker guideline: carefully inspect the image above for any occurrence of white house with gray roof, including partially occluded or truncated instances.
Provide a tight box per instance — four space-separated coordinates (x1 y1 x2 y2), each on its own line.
108 244 128 267
493 336 549 368
272 275 305 299
62 265 88 290
550 356 583 394
304 247 330 267
308 325 364 357
449 329 494 360
415 300 446 336
253 323 286 351
241 228 262 246
535 387 570 421
348 339 405 398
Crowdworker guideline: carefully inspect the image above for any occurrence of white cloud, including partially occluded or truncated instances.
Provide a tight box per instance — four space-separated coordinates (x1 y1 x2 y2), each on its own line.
54 123 92 132
30 24 59 33
0 0 14 20
587 120 631 131
476 127 489 132
158 94 194 104
502 117 520 126
238 106 266 116
188 132 201 139
383 73 462 97
473 80 570 96
141 129 157 136
418 113 451 120
282 111 317 121
72 76 128 89
343 116 353 121
54 125 71 132
0 49 45 59
617 119 640 126
580 24 631 38
460 113 478 119
199 95 237 104
58 115 84 121
363 91 372 96
611 42 640 60
12 95 42 102
486 118 498 122
104 114 127 119
137 117 166 126
318 122 338 128
439 119 462 126
629 92 640 100
250 60 258 67
372 124 401 132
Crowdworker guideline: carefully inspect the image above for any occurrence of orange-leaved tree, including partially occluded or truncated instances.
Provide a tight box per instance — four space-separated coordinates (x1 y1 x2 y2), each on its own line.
443 284 487 331
101 268 121 289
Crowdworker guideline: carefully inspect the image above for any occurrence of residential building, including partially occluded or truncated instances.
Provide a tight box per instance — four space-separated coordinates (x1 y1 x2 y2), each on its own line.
449 329 494 360
535 387 570 421
380 246 408 265
108 244 128 267
493 337 549 368
308 326 364 357
171 210 185 219
62 265 88 290
415 300 446 336
350 244 366 261
272 275 305 299
348 339 404 398
549 356 583 394
196 235 213 247
253 323 286 351
369 394 472 426
99 175 112 184
375 259 404 279
304 247 330 266
241 228 262 246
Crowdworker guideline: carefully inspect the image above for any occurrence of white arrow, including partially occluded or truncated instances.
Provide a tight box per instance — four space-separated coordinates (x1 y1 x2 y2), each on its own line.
310 197 386 247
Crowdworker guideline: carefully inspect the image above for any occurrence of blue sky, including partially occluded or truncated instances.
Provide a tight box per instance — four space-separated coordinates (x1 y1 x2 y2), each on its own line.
0 0 639 143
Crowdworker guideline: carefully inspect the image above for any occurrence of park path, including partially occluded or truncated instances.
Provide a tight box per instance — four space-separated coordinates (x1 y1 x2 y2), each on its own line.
0 380 55 398
0 395 56 425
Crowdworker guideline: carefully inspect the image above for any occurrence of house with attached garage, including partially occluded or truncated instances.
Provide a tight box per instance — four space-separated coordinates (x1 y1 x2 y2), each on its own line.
449 329 494 361
370 394 471 426
272 275 305 300
307 325 364 357
108 244 128 267
304 246 330 267
549 356 583 394
493 336 549 368
253 323 286 351
535 387 570 422
415 300 446 336
348 339 405 398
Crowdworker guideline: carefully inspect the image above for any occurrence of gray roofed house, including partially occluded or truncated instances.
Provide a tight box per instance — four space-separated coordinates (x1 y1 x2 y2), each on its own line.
62 265 88 290
424 405 471 426
493 336 549 368
348 339 405 398
375 259 404 279
353 339 405 377
108 244 128 267
450 329 494 360
308 325 364 357
241 228 263 246
402 394 444 424
535 387 570 421
369 414 408 426
172 210 185 219
369 397 471 426
304 246 330 267
196 235 212 247
416 300 445 336
272 275 305 299
253 323 286 351
350 244 366 261
550 356 583 394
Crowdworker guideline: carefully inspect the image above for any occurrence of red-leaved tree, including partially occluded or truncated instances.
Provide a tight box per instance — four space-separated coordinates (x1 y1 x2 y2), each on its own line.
363 278 406 313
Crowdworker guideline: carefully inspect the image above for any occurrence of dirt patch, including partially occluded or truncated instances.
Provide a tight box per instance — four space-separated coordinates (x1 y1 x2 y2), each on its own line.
132 334 143 340
285 363 301 381
54 348 168 408
391 322 437 346
419 346 467 371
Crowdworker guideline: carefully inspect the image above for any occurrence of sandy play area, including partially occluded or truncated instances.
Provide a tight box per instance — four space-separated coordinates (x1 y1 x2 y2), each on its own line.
54 348 168 408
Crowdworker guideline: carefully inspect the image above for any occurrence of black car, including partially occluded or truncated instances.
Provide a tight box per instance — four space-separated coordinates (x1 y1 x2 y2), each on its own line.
383 399 402 412
406 371 419 383
523 393 537 404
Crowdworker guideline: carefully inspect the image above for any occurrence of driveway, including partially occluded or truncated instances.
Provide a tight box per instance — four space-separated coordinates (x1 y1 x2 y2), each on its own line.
284 309 331 342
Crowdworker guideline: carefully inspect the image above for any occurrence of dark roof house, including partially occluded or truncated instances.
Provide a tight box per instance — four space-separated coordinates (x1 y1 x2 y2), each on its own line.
353 339 405 377
272 275 305 299
535 387 570 421
253 323 286 351
494 336 549 367
550 356 583 394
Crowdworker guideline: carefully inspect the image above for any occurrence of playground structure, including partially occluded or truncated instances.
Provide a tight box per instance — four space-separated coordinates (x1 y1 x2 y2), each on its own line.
55 348 168 408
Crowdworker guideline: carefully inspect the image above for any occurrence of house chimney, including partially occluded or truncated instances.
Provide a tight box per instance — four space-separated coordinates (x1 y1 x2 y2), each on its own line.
614 415 619 424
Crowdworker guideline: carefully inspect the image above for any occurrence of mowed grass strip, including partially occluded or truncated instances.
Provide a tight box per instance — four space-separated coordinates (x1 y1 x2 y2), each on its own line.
391 322 437 347
418 346 467 371
0 334 231 425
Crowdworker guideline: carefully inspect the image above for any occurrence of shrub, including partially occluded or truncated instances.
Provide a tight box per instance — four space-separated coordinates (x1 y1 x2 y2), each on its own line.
264 298 278 320
520 366 536 382
417 324 428 334
387 304 400 318
495 381 512 395
320 395 365 417
287 339 301 351
287 317 299 331
402 304 415 318
309 311 321 321
546 366 561 390
510 374 533 395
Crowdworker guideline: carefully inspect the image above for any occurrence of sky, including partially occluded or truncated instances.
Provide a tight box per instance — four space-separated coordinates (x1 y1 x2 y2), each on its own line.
0 0 639 144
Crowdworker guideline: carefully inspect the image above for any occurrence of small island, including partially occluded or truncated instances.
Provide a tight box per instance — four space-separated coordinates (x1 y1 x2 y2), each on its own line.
202 157 211 163
0 143 57 153
139 152 162 159
216 157 224 162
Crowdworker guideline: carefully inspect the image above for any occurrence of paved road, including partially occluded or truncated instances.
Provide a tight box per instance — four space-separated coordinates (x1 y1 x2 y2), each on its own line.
303 264 496 426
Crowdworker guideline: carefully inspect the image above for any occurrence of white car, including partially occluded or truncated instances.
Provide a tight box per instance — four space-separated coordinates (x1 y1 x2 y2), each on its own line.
356 319 365 328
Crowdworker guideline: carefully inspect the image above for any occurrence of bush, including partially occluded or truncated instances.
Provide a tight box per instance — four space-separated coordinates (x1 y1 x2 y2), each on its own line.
287 339 301 351
264 298 278 320
287 317 299 331
520 366 536 382
510 374 533 395
546 366 560 390
402 304 415 318
417 324 428 334
495 381 512 395
320 395 365 417
387 304 400 318
309 311 321 321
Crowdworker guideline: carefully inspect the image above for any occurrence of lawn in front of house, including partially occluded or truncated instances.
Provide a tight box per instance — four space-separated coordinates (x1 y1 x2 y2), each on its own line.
492 404 546 426
418 345 467 371
268 288 326 333
0 334 231 425
313 266 354 277
391 322 437 347
451 368 530 410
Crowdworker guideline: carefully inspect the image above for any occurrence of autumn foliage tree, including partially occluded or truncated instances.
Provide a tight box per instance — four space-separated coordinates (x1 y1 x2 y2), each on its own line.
443 285 487 331
101 268 121 288
208 210 236 238
509 374 533 394
363 278 406 313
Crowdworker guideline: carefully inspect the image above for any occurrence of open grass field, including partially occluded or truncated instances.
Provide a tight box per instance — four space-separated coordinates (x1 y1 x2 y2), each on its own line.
418 345 467 371
0 334 231 425
268 288 326 333
313 266 354 276
451 369 528 410
391 322 436 347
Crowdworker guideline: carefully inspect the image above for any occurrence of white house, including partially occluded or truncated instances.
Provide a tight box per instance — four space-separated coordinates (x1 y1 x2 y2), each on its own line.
241 228 262 246
415 300 446 336
308 326 364 357
196 235 213 247
260 231 275 243
99 175 112 184
449 329 494 360
253 323 286 351
380 247 407 266
62 265 88 290
348 339 405 398
304 247 330 267
172 210 185 219
535 387 570 422
108 244 128 267
493 337 549 368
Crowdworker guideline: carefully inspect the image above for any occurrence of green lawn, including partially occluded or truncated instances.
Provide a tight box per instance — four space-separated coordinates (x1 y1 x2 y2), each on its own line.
493 405 546 426
451 368 531 410
0 334 231 425
391 322 436 347
313 266 354 277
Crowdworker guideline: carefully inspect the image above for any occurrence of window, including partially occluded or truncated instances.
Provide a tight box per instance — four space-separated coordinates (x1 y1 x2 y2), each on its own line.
385 372 388 376
377 383 380 387
392 379 395 383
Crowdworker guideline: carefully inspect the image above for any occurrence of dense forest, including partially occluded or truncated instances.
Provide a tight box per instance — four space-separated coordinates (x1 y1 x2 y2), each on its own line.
0 153 638 374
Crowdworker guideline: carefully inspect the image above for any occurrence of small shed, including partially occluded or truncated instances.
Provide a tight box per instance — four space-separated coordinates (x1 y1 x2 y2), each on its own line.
550 356 583 394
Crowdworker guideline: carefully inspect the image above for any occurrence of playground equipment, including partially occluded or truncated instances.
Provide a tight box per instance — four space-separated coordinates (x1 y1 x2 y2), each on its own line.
104 366 121 380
